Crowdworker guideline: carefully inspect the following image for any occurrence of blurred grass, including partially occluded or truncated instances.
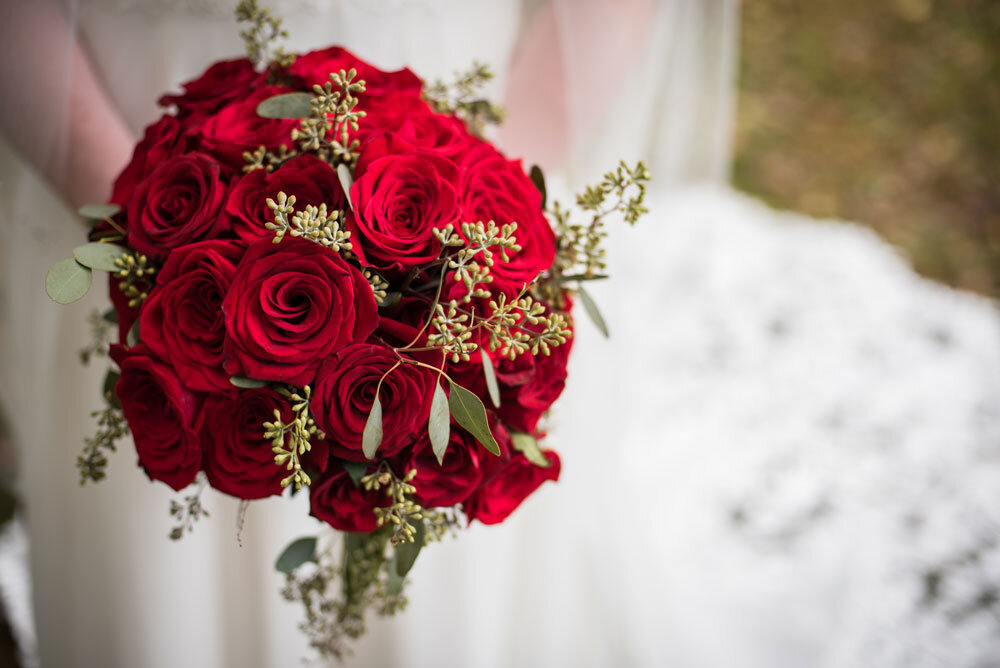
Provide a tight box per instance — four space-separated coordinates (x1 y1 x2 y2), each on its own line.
734 0 1000 295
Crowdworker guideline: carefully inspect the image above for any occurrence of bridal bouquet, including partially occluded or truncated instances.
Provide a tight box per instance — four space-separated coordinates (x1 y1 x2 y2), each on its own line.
45 1 648 658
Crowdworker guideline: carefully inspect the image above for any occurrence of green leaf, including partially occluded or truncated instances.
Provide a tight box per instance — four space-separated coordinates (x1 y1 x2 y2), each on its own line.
73 242 127 272
577 285 609 338
362 394 383 459
336 163 355 212
511 432 552 468
275 536 317 574
126 317 141 348
256 92 312 119
342 460 367 486
386 553 406 595
103 369 121 409
229 375 269 389
428 380 450 465
394 518 425 577
78 203 121 220
45 258 92 304
480 351 501 408
529 164 547 210
102 307 119 324
448 381 500 456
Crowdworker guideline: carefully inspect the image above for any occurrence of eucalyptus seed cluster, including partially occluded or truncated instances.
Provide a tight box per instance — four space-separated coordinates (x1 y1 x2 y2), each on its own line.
77 400 128 485
235 0 290 70
362 269 390 305
361 466 424 546
264 385 325 490
265 191 353 251
114 252 156 308
423 62 504 137
282 530 406 661
551 160 651 280
167 474 210 541
292 69 367 168
485 289 572 360
433 220 522 303
241 144 297 174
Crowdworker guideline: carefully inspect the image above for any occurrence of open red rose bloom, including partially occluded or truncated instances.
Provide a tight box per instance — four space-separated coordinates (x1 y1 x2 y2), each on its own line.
99 46 569 531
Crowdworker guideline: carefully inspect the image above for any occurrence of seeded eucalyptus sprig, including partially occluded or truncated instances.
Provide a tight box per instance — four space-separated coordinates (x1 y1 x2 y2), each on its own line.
550 160 652 281
264 385 325 490
168 473 210 540
292 69 368 168
424 62 504 137
235 0 293 70
362 464 423 546
265 191 353 251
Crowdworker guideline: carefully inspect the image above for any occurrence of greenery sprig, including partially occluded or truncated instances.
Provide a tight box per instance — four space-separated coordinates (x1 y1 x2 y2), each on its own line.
77 377 128 485
361 464 423 546
168 473 210 540
264 385 324 490
424 62 504 137
292 70 368 168
550 160 652 280
114 251 157 308
265 191 353 251
235 0 292 70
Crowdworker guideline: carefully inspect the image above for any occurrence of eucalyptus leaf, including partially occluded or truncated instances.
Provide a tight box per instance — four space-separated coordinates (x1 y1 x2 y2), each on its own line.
386 553 406 595
256 92 312 119
480 352 501 408
337 163 355 212
73 242 127 272
362 395 383 459
103 369 121 409
428 380 450 465
126 317 141 348
342 460 367 486
274 536 317 574
577 285 610 338
394 518 425 577
77 203 121 220
448 382 500 455
511 432 552 468
529 164 547 210
45 258 92 304
229 375 269 389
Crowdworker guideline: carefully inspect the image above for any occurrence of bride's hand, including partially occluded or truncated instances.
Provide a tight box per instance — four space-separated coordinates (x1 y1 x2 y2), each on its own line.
0 0 134 211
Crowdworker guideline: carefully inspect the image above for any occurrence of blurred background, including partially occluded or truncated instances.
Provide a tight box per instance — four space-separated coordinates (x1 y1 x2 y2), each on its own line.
735 0 1000 295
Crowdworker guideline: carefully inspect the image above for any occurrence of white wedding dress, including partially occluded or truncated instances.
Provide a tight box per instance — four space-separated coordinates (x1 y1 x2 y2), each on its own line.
1 1 999 667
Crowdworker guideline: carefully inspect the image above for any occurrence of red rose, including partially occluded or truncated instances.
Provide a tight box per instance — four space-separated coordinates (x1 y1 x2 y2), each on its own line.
311 344 434 461
226 154 346 243
111 115 189 206
309 467 388 533
198 388 292 499
289 46 422 97
110 344 202 491
497 334 573 434
140 240 244 392
409 430 485 508
458 144 556 293
359 96 476 160
348 134 460 276
199 86 299 167
159 58 266 122
222 238 378 386
125 152 230 260
465 451 561 525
